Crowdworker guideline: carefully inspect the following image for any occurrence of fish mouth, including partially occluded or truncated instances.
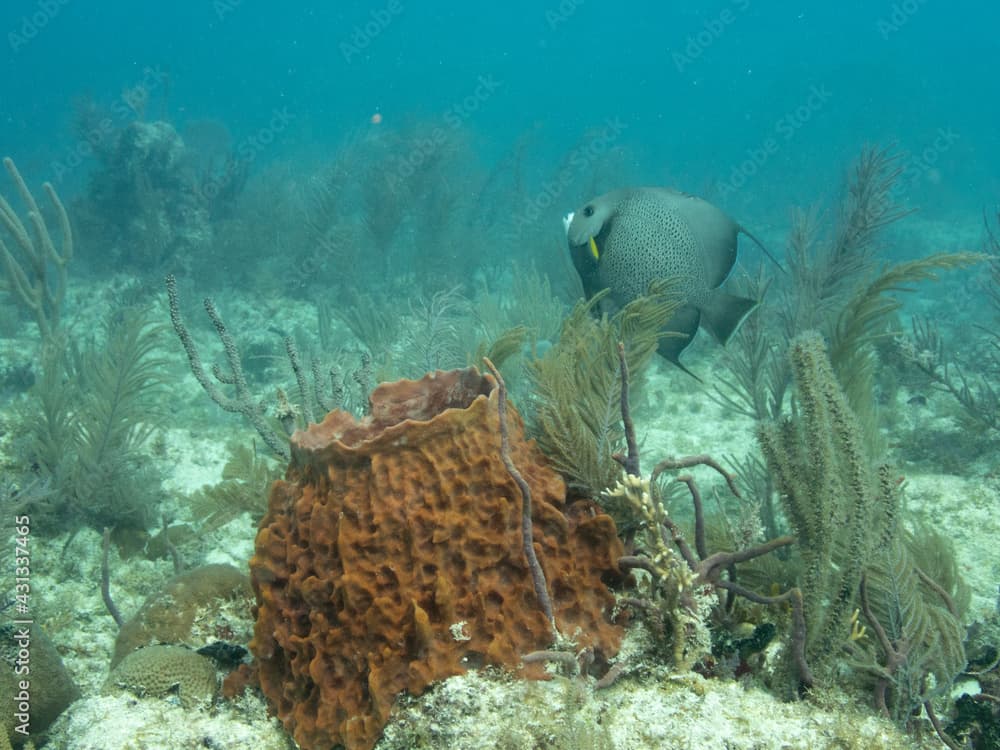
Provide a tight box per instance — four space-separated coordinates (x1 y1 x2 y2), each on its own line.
562 211 574 236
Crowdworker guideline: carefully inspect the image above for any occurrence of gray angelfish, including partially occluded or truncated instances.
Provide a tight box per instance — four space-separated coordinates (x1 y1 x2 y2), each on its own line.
564 187 776 377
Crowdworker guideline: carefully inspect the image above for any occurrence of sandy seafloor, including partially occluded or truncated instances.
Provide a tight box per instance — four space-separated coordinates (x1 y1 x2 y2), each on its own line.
1 214 997 749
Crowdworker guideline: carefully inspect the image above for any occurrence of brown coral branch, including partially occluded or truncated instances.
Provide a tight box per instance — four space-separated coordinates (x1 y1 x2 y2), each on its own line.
611 340 814 688
676 474 708 560
165 274 289 460
612 341 641 476
667 472 809 686
284 336 313 425
914 564 958 617
101 528 124 629
653 508 699 571
859 572 906 716
695 535 796 585
923 699 962 750
650 454 742 499
618 555 659 576
857 564 964 750
974 693 1000 705
716 580 813 688
161 515 184 575
483 357 555 628
594 662 626 689
521 649 579 674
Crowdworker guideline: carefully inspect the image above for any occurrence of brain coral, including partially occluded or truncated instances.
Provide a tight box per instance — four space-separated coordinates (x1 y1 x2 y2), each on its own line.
112 563 252 668
250 367 624 750
104 644 217 708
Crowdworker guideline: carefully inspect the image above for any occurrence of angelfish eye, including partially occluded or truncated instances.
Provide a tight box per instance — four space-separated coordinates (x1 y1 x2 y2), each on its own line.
583 205 594 217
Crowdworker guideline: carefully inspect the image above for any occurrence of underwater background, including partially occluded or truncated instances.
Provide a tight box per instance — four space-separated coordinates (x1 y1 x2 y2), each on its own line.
5 1 1000 223
2 1 1000 749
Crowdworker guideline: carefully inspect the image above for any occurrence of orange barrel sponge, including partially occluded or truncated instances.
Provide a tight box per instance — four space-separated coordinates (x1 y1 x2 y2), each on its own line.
250 367 624 750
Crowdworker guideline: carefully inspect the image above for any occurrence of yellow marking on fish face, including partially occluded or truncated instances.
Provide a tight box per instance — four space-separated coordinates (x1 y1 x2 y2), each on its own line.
588 236 600 260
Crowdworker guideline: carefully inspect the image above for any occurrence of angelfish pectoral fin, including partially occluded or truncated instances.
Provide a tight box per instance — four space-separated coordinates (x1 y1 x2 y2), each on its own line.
588 236 600 260
699 291 759 345
658 306 703 381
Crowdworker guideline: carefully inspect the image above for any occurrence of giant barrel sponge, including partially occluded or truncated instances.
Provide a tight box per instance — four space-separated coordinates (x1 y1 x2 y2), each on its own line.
250 367 624 750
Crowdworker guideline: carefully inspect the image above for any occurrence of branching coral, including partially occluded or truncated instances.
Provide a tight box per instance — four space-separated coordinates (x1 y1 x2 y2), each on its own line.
757 332 967 750
758 332 896 678
166 274 290 459
608 344 812 686
0 156 73 340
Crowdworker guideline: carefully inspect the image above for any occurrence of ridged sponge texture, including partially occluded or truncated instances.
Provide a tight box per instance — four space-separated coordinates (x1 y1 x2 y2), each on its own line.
250 367 624 750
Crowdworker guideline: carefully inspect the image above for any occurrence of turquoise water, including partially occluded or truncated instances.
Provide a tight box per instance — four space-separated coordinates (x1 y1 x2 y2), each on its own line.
2 3 1000 749
4 1 997 220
